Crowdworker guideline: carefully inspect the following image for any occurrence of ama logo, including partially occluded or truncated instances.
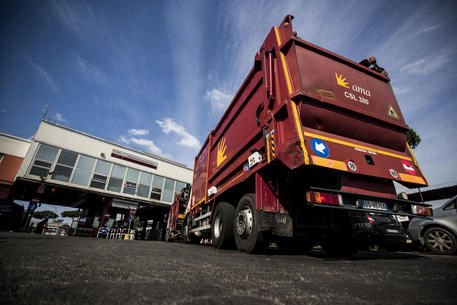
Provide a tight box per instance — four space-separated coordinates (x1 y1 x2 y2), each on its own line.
311 138 329 158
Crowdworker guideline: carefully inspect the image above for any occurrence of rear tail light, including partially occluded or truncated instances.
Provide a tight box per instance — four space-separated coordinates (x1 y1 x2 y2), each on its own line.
411 205 433 216
366 214 376 224
306 191 343 206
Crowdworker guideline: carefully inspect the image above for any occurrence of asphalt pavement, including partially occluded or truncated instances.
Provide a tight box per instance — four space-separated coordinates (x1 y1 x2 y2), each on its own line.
1 232 456 305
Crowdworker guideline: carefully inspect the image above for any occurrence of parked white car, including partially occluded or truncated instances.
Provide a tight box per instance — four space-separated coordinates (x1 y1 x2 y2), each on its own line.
408 195 457 255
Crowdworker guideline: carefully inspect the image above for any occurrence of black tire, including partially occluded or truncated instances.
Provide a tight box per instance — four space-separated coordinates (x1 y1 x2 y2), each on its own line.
164 227 173 242
234 193 268 253
423 227 457 255
211 202 236 249
183 216 199 244
321 233 361 258
182 216 191 243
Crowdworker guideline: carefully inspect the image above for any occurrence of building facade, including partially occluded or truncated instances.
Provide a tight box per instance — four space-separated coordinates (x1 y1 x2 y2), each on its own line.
0 133 31 201
12 120 193 233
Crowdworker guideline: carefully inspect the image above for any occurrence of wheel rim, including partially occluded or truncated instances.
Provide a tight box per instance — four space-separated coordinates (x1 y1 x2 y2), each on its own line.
426 230 454 252
214 214 222 239
236 206 253 239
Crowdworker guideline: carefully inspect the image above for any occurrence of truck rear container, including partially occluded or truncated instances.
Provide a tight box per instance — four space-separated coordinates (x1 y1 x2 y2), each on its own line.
178 15 430 256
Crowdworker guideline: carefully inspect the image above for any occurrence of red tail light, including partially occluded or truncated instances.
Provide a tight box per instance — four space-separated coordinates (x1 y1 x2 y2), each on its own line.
306 191 343 206
412 205 433 216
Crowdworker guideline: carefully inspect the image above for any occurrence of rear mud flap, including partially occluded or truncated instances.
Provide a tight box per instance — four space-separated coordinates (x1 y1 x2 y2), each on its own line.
258 211 293 237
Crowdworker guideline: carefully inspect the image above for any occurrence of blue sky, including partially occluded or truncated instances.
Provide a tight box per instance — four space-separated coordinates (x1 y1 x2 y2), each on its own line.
1 0 457 207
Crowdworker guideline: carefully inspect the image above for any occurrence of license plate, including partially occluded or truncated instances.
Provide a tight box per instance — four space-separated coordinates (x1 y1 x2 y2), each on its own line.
362 200 389 211
386 228 400 234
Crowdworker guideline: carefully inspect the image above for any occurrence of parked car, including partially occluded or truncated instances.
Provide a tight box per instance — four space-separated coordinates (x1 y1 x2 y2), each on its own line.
365 212 410 251
408 195 457 255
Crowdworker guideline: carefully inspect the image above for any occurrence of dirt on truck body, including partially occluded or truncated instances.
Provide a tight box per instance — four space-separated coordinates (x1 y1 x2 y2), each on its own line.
169 15 431 256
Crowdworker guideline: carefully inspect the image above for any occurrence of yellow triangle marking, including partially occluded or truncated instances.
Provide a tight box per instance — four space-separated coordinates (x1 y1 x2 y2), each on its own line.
388 105 399 119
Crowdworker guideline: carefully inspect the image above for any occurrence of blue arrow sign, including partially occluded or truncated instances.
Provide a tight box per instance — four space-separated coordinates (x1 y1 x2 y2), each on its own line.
310 138 330 158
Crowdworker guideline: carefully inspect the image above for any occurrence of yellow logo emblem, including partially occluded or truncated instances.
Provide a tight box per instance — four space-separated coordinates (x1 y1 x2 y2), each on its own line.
335 73 349 88
217 137 227 167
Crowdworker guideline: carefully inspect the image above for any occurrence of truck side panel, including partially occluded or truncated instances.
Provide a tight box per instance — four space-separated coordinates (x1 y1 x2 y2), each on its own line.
191 137 209 210
208 66 266 188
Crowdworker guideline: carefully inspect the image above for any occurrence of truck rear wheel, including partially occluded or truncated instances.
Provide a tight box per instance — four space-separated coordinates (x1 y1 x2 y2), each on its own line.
164 227 172 242
183 216 198 244
234 194 268 253
211 202 235 249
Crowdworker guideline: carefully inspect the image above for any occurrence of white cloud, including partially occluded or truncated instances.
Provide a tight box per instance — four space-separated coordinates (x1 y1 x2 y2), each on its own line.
129 138 162 155
75 55 107 85
23 54 59 94
120 135 162 155
393 87 411 95
417 24 441 35
164 1 205 133
49 1 107 42
400 51 452 76
119 135 129 143
55 113 67 123
156 118 200 150
128 129 149 136
205 89 232 115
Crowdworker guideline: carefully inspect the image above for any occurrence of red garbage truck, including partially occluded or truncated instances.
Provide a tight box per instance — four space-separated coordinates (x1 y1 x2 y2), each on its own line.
172 15 431 256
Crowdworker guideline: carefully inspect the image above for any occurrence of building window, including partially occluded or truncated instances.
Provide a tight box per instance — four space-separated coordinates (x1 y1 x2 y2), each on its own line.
123 168 139 195
51 149 78 182
29 144 59 178
162 178 175 203
107 164 126 193
175 181 186 197
36 144 59 162
90 159 111 189
137 172 152 198
151 175 164 200
72 155 95 186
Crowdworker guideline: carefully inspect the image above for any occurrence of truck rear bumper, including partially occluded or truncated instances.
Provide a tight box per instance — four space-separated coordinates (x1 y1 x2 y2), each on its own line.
305 186 432 219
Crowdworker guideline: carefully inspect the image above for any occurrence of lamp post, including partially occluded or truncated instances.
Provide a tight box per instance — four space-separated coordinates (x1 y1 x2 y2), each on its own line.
22 171 54 232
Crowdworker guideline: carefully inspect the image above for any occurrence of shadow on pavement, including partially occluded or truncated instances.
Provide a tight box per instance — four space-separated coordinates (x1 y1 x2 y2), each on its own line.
263 246 431 260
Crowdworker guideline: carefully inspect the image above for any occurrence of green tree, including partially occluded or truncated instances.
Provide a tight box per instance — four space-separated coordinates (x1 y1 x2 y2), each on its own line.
61 210 82 227
61 210 82 218
406 128 421 149
32 210 58 220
